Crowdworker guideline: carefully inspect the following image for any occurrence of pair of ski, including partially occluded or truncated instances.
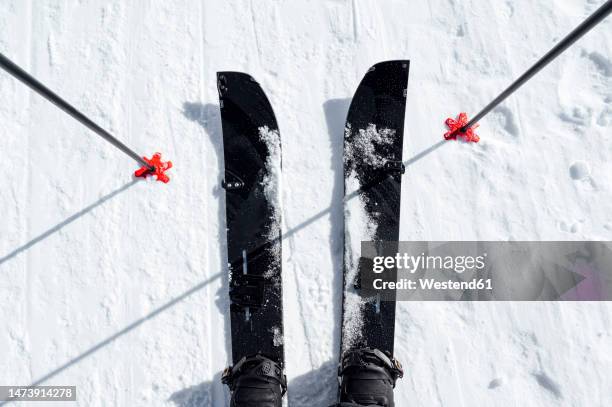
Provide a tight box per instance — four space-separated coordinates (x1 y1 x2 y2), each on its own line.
218 61 409 406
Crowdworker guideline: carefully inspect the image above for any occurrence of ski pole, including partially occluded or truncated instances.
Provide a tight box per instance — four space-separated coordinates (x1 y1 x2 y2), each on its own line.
0 52 154 172
446 0 612 140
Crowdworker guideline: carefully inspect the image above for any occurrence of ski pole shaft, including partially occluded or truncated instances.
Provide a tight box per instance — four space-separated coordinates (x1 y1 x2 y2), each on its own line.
0 52 153 171
461 0 612 132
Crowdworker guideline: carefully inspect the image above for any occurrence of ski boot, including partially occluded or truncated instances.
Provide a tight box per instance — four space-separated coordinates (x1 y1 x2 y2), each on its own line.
222 353 287 407
332 348 403 407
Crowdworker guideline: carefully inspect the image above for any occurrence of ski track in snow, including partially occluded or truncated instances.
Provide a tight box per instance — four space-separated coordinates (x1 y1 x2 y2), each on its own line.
0 1 611 406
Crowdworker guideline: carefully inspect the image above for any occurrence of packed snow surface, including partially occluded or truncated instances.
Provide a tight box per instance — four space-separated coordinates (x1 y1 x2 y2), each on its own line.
1 1 611 406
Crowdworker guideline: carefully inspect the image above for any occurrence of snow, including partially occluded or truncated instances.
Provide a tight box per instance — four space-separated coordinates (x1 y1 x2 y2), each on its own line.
0 1 611 406
259 125 283 277
344 123 395 168
272 326 284 348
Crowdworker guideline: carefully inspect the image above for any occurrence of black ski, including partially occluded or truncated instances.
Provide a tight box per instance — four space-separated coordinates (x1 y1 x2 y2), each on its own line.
217 72 286 404
336 61 409 406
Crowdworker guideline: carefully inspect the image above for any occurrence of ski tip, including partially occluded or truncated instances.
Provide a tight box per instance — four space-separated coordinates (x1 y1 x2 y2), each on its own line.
215 72 277 128
367 60 410 72
216 71 256 80
216 72 261 97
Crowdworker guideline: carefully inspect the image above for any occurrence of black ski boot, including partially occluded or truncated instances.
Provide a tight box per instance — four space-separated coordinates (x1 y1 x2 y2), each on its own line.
222 354 287 407
332 348 403 407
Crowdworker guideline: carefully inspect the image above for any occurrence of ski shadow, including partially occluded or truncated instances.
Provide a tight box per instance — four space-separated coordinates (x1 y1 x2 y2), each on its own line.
182 101 232 402
169 371 228 407
322 98 351 363
0 179 139 268
288 359 337 407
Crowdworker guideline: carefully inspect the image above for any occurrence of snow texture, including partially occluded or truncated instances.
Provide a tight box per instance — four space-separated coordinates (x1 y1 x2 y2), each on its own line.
0 1 611 406
344 123 395 169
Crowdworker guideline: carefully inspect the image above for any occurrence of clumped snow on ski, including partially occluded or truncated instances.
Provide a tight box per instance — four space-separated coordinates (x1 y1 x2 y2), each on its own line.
260 125 283 278
344 123 396 168
342 122 397 352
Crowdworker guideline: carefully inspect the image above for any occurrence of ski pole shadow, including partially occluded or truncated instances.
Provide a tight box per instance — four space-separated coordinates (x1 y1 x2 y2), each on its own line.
281 129 447 239
0 271 223 407
288 359 337 407
403 138 446 167
0 179 139 268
